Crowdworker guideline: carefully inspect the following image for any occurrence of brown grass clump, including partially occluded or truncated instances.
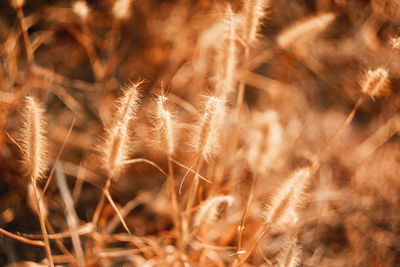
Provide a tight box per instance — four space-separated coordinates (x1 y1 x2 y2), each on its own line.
2 0 400 266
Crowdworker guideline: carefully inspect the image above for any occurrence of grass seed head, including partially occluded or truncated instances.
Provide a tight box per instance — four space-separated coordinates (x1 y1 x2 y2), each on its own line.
194 195 234 227
191 96 226 160
277 13 336 50
361 68 390 99
246 111 284 174
100 82 142 178
155 95 176 157
242 0 268 45
113 0 132 20
20 96 48 182
265 168 311 228
10 0 24 9
215 6 239 99
278 237 302 267
73 1 90 21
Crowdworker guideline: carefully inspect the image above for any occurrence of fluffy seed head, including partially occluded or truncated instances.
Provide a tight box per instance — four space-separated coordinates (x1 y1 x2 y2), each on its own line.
265 168 311 228
246 111 284 174
113 0 132 20
391 37 400 49
10 0 24 9
215 6 238 98
194 195 234 227
155 95 175 156
20 96 48 181
191 96 226 160
277 13 336 50
100 82 141 178
278 238 302 267
361 68 390 99
242 0 268 45
73 1 89 21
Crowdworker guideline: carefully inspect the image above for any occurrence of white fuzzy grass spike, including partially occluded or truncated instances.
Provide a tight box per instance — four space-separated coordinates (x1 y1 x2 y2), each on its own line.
278 237 302 267
361 68 389 99
242 0 268 44
194 195 234 227
265 168 311 228
113 0 132 20
155 95 175 156
101 82 141 178
73 1 89 21
277 13 336 49
20 96 48 181
215 6 239 98
191 96 226 160
247 111 284 173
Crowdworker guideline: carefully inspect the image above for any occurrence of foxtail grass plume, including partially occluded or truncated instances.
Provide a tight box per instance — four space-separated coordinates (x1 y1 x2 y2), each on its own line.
191 96 226 160
155 95 175 157
277 13 336 50
113 0 132 20
194 195 234 227
20 96 48 181
242 0 268 45
215 6 238 98
100 82 141 178
10 0 24 9
72 1 89 21
265 168 311 228
361 68 389 99
246 111 283 174
278 238 302 267
391 37 400 49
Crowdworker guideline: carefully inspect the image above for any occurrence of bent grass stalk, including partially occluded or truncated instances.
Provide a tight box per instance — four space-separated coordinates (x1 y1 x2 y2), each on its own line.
313 68 390 171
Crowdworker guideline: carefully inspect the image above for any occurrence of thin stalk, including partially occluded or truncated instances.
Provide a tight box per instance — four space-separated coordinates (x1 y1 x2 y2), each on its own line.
185 157 203 216
182 156 202 243
167 156 181 247
104 189 131 234
313 96 364 171
233 46 250 152
238 223 271 265
237 173 257 251
17 6 33 64
0 228 44 247
92 177 111 226
32 179 54 267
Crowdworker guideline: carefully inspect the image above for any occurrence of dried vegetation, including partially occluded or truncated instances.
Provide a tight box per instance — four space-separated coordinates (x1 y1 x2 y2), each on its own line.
1 0 400 266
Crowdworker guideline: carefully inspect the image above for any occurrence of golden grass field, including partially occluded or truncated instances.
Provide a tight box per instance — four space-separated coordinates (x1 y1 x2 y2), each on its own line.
1 0 400 266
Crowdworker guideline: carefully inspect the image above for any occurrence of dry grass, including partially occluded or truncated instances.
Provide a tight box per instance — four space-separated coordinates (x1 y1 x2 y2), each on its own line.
1 0 400 266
